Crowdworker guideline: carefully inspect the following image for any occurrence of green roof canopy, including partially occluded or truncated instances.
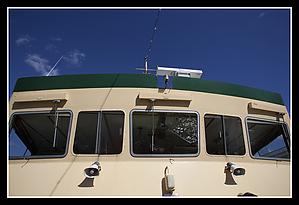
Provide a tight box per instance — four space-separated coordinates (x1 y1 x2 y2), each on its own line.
12 73 284 106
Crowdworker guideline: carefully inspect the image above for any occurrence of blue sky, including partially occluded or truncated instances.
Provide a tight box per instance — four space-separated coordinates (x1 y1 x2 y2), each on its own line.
8 8 291 114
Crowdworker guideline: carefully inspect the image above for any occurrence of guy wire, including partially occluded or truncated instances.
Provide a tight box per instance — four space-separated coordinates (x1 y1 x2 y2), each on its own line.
145 8 161 60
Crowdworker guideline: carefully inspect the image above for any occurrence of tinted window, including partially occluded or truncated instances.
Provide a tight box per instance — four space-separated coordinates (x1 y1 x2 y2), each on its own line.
73 111 124 154
204 114 245 155
247 118 290 160
131 110 199 156
9 111 71 158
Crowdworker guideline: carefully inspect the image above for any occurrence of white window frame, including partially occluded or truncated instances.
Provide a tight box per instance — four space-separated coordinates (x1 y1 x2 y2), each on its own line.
130 109 200 157
9 110 73 160
245 117 290 161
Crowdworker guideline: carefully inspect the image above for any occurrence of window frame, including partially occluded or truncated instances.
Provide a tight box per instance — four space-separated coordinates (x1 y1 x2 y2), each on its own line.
130 109 200 157
245 117 290 161
204 113 246 156
72 110 125 156
9 110 73 160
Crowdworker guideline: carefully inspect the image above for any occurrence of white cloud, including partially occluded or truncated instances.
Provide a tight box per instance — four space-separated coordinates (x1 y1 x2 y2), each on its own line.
24 54 59 76
259 12 267 19
63 49 86 67
50 37 62 41
16 35 34 46
45 44 57 51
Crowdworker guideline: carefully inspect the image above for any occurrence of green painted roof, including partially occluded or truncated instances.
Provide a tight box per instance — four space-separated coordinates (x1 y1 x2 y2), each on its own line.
172 76 284 105
12 73 284 106
13 74 158 92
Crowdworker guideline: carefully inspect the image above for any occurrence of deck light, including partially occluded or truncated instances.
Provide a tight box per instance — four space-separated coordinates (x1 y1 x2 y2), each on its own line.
164 166 175 192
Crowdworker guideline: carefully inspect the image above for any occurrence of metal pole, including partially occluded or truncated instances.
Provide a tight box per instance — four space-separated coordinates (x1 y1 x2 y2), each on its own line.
222 116 227 155
145 57 148 74
52 100 60 147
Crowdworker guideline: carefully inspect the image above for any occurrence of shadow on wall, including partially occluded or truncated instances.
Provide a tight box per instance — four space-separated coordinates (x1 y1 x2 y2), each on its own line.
224 167 237 185
78 177 94 187
161 177 174 196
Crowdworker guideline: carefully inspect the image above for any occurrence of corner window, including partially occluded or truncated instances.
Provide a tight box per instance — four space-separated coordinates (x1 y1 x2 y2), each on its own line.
246 118 290 160
9 111 72 159
73 111 124 155
204 114 245 155
130 110 199 157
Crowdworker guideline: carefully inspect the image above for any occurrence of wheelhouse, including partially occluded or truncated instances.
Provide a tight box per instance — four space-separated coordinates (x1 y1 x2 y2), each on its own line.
8 73 290 196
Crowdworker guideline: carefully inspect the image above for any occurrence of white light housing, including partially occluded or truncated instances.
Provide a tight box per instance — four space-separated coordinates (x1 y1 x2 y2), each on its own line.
164 166 175 191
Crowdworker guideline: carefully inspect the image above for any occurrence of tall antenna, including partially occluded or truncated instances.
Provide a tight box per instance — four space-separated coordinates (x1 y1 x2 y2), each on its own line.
145 8 161 74
46 55 63 76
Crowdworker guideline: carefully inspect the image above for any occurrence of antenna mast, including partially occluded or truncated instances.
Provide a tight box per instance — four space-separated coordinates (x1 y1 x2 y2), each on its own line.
145 8 161 74
46 55 63 76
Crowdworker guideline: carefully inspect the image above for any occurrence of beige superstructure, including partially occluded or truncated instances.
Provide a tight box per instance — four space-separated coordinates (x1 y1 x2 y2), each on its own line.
8 73 291 196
